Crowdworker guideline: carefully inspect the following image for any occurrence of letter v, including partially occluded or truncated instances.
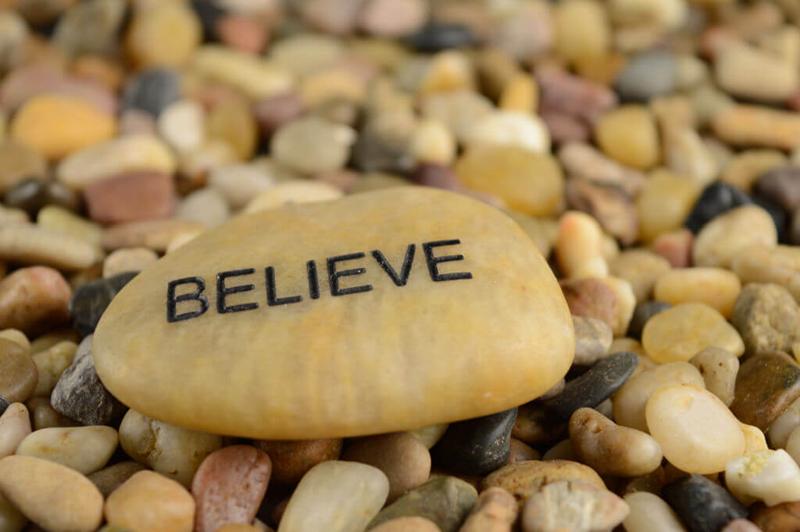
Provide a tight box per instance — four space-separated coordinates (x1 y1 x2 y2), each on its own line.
372 244 416 286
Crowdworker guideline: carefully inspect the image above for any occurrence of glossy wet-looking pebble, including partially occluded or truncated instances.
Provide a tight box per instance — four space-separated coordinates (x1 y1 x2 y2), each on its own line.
1 1 800 531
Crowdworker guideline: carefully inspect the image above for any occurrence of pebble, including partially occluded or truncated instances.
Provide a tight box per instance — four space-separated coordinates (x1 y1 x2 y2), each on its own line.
0 224 98 271
431 408 516 476
359 0 428 38
0 402 30 458
455 146 563 217
769 396 800 449
119 409 222 487
595 105 659 170
50 335 123 425
458 487 517 532
407 424 448 449
689 347 739 407
623 491 686 532
121 68 181 117
102 247 158 278
756 166 800 214
646 384 745 474
615 49 677 101
481 460 605 504
31 340 77 397
104 470 195 532
573 316 613 366
87 461 145 497
521 480 629 532
464 111 550 154
561 278 617 330
0 338 36 403
243 181 343 214
0 490 26 532
255 438 343 485
368 476 476 532
731 353 800 430
627 301 671 340
693 205 777 269
610 250 671 303
15 425 117 474
715 43 798 103
0 455 103 532
369 516 441 532
405 23 477 53
569 407 662 477
176 188 230 228
554 0 610 64
653 267 742 318
726 449 800 506
192 46 293 101
713 104 800 150
52 0 125 58
192 445 272 532
4 178 79 216
84 171 175 224
684 181 752 233
642 303 744 364
566 177 638 245
751 501 800 532
637 171 700 242
555 211 608 280
125 1 201 69
342 432 430 502
207 96 258 161
731 283 800 357
37 205 102 250
93 189 574 439
272 117 355 175
57 134 176 191
279 461 389 532
543 352 638 419
723 150 787 192
732 244 800 301
661 474 748 532
0 141 47 194
69 272 137 337
0 266 70 336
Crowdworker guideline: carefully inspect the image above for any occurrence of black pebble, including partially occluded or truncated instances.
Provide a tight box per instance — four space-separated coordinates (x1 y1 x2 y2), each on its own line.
70 272 137 337
684 181 752 233
122 68 181 117
405 23 478 53
662 474 748 532
542 352 638 419
0 396 8 417
628 301 671 340
4 178 80 215
190 0 226 41
432 407 517 476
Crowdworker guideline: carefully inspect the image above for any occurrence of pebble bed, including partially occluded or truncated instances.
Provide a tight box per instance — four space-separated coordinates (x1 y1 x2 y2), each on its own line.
3 0 800 531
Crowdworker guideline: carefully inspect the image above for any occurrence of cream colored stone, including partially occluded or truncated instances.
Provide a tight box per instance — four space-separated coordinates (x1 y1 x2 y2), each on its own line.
732 245 800 302
726 450 800 506
0 225 99 271
769 397 800 449
407 423 448 449
602 276 636 337
158 99 205 154
465 111 550 154
609 250 671 302
31 341 77 397
642 303 744 363
694 206 777 268
93 188 574 439
595 106 660 170
555 0 610 63
637 171 700 242
623 492 685 532
0 455 103 532
105 470 195 532
721 150 787 191
0 402 30 458
37 206 103 250
193 46 294 100
613 362 705 432
15 426 117 474
740 423 769 454
556 211 608 279
690 347 739 406
646 384 745 474
103 247 159 278
715 43 798 103
243 182 343 214
654 267 742 318
409 119 456 165
0 329 29 351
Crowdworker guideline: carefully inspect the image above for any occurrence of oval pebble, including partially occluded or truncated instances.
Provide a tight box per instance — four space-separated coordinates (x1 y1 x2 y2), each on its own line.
653 267 742 318
0 402 30 458
15 425 118 474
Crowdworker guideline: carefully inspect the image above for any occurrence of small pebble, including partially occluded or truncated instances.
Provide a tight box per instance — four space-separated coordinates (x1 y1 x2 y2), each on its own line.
595 105 659 170
693 205 777 269
31 340 77 397
0 402 30 458
255 438 342 485
627 301 671 340
653 267 742 318
102 247 158 278
70 272 137 337
459 486 517 532
83 171 176 224
481 460 605 504
730 353 800 430
726 449 800 506
0 338 36 403
105 470 195 532
555 211 608 279
610 250 671 303
689 347 739 407
751 501 800 532
572 316 613 366
87 461 146 498
15 425 118 475
431 408 516 476
623 491 685 532
615 49 677 101
0 225 98 271
661 474 748 532
731 283 800 357
521 480 629 532
637 171 700 242
272 117 355 175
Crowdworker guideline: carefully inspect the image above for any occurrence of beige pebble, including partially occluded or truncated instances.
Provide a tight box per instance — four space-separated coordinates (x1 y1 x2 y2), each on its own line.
595 105 660 170
0 225 98 270
770 397 800 449
125 1 201 69
602 276 636 337
521 480 628 532
208 163 274 209
481 460 605 504
613 361 705 432
119 409 222 487
0 491 26 532
609 250 671 303
713 104 800 150
740 422 768 454
88 461 146 498
37 206 102 250
407 424 448 449
0 402 30 458
732 245 800 302
409 119 456 165
554 0 610 63
369 516 440 532
721 149 787 191
637 171 700 243
0 329 27 350
715 43 798 103
642 303 744 364
569 408 662 477
158 99 206 154
623 491 685 532
654 267 742 318
645 384 745 474
459 486 517 532
243 181 343 214
0 455 103 532
31 341 77 397
102 247 158 278
272 117 355 175
573 316 613 366
555 211 608 279
102 220 206 253
464 110 550 155
105 470 195 532
0 267 71 337
694 206 777 269
726 449 800 506
254 439 342 485
192 46 294 100
689 347 739 406
15 426 117 474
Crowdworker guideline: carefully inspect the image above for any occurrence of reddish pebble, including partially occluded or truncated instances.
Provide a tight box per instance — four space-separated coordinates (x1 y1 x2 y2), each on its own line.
0 266 70 336
540 111 590 144
215 15 269 54
560 278 618 330
191 445 272 532
254 439 342 485
651 229 693 268
411 164 464 191
537 66 617 124
84 171 176 224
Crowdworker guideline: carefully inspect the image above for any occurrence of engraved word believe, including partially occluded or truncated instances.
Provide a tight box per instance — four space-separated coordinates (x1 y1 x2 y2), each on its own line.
166 239 473 323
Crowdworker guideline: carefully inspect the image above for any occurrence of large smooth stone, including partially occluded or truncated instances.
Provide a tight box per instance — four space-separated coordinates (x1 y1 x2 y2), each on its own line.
93 188 574 439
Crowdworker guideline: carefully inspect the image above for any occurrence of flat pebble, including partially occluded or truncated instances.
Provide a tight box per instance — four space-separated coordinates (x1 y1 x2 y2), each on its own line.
431 408 516 476
15 425 117 474
689 347 739 407
661 474 747 532
0 454 103 532
693 205 777 269
192 445 272 532
369 476 476 532
569 407 662 477
642 303 744 363
521 480 629 532
0 402 30 458
481 460 604 504
646 384 745 474
101 219 205 252
730 353 800 430
119 409 222 487
459 486 517 532
464 110 550 154
615 49 677 101
726 449 800 506
176 188 230 228
279 461 388 532
84 171 175 224
623 491 685 532
0 140 46 194
0 338 36 403
243 181 343 214
731 283 800 357
255 439 342 485
31 340 77 397
713 105 800 151
4 178 79 216
654 267 741 318
105 470 195 532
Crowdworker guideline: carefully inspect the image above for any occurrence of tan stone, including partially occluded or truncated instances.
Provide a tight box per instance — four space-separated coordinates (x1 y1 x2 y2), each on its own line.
653 267 742 318
693 206 777 269
637 171 700 242
105 471 195 532
595 106 660 170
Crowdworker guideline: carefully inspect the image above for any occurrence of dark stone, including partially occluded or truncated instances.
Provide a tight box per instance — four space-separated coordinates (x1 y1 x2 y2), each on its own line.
792 207 800 246
4 178 80 215
351 123 415 174
662 475 747 532
431 408 517 476
684 181 752 233
0 396 8 416
755 166 800 213
542 352 638 419
512 402 566 446
628 301 671 339
122 68 181 117
50 335 125 426
753 196 789 244
411 164 464 191
615 49 677 102
191 0 226 41
405 23 478 53
70 272 137 337
730 352 800 430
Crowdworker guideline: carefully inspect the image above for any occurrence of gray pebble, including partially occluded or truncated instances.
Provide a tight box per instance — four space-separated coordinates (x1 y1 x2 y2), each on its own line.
615 50 677 102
